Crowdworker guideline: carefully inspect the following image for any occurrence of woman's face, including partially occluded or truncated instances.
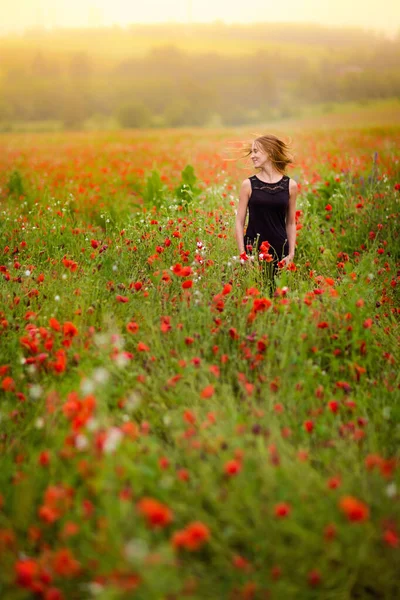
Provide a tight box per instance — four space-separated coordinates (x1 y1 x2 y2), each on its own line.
251 141 269 169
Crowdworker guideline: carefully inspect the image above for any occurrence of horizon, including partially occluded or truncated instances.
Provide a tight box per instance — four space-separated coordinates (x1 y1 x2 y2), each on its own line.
0 20 398 43
1 0 399 37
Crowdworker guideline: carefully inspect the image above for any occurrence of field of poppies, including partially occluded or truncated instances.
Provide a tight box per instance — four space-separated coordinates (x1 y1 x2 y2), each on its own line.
0 122 399 599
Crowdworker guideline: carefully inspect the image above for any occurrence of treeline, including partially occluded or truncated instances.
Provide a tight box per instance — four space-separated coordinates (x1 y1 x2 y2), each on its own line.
1 23 400 129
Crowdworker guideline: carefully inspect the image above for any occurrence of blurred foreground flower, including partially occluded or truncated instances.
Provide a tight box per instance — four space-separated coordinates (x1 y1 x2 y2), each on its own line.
171 521 210 551
136 497 173 528
339 496 370 522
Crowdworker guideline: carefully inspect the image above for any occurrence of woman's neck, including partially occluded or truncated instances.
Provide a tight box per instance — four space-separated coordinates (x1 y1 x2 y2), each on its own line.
256 166 283 182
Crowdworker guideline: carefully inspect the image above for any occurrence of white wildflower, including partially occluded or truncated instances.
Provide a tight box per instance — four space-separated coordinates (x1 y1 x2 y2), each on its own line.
92 367 110 385
29 385 43 400
386 483 397 498
125 539 148 563
103 427 123 454
75 435 89 451
80 378 95 395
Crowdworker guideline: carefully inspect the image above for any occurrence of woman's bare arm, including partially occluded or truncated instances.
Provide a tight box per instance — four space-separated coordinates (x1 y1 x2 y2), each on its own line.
235 179 251 254
285 179 298 259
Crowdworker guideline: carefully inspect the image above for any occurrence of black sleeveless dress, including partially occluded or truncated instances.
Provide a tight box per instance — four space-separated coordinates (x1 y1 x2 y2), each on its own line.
244 174 290 264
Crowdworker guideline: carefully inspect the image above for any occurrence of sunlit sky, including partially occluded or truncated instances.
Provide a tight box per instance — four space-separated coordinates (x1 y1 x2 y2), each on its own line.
1 0 399 36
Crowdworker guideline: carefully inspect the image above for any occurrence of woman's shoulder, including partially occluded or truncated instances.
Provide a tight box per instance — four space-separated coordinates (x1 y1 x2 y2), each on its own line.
240 178 253 188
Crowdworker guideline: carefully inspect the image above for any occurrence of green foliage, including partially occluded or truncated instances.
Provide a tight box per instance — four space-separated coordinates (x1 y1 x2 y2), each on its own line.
174 164 202 208
140 165 201 210
141 169 168 209
7 169 24 197
117 101 152 129
163 98 191 127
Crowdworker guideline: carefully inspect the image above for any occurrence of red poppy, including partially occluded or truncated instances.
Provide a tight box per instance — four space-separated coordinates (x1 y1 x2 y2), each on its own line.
339 495 369 522
126 321 139 334
52 548 81 577
327 400 339 414
137 342 149 352
171 521 210 551
383 529 399 548
327 475 341 489
304 420 314 433
274 502 291 518
15 559 39 588
252 298 272 313
201 384 215 399
308 569 322 587
49 317 61 332
63 322 78 338
324 523 337 541
224 459 242 476
1 377 15 392
137 497 173 528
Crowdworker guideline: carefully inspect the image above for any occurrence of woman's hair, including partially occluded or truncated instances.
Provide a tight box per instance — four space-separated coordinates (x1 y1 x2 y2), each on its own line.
243 134 294 174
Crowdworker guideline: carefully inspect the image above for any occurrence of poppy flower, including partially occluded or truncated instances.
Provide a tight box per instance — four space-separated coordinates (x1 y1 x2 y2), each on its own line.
136 497 173 528
15 559 39 588
126 321 139 334
137 342 149 352
304 420 314 433
274 502 291 518
1 377 15 392
171 521 210 551
201 384 215 399
224 459 242 476
49 318 61 332
308 569 322 587
339 495 369 522
383 529 399 548
52 548 81 577
62 322 78 338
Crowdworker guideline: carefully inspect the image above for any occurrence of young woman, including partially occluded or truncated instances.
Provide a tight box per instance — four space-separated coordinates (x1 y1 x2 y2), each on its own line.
235 134 298 293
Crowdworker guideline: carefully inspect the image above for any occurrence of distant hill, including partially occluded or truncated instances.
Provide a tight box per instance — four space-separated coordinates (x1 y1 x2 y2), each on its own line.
0 22 395 63
0 23 399 131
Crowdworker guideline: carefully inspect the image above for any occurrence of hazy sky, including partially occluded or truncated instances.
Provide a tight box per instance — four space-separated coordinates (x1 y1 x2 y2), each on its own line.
1 0 399 36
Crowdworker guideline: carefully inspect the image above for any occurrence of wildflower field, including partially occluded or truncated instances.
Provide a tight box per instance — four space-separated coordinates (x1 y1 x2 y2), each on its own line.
0 122 399 599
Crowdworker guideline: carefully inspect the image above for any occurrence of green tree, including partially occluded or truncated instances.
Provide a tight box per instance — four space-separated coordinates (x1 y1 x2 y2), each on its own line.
117 101 151 129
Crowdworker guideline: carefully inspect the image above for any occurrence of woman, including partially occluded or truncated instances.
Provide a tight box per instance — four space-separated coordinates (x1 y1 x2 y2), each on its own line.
235 134 298 293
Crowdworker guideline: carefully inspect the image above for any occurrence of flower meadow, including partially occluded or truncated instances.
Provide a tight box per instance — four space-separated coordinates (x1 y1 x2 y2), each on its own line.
0 126 399 599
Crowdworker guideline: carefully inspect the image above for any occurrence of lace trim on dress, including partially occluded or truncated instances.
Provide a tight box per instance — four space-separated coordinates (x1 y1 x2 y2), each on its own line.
250 175 289 194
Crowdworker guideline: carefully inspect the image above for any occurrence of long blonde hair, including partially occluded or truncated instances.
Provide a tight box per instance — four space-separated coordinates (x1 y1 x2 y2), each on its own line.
243 134 294 174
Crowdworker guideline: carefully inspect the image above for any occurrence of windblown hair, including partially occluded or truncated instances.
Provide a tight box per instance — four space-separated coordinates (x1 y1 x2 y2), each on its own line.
243 134 294 174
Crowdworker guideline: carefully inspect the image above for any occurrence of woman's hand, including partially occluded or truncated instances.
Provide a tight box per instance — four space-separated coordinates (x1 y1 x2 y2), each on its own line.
239 252 254 266
280 254 294 267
